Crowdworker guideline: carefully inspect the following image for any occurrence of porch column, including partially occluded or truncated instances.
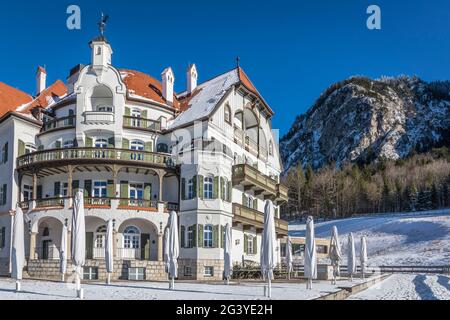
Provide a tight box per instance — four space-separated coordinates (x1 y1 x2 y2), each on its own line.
157 171 164 202
29 232 37 260
157 233 163 262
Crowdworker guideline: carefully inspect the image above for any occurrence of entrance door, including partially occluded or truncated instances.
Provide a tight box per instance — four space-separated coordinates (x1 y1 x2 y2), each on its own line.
141 234 150 261
42 240 51 260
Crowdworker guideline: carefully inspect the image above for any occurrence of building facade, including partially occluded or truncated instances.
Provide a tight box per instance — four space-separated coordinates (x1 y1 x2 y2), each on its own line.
0 35 288 281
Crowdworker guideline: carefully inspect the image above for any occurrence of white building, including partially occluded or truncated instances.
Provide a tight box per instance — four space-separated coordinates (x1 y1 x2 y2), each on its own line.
0 34 288 281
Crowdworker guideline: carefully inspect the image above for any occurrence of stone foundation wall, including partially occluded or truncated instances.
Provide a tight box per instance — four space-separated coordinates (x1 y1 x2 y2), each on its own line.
0 258 10 276
27 259 167 282
178 259 224 281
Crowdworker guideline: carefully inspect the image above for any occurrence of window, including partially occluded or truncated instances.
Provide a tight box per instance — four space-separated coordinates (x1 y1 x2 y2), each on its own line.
128 267 146 281
95 225 107 248
1 142 7 164
269 141 274 156
95 138 108 148
97 105 113 112
129 183 144 205
187 178 194 199
61 183 68 197
130 140 144 160
187 226 194 248
0 184 6 206
23 185 33 201
0 227 6 248
124 226 140 249
63 140 74 149
204 225 213 248
224 104 232 124
93 181 107 198
247 236 254 255
83 267 99 280
204 266 214 277
247 196 254 209
204 176 213 199
184 266 192 277
131 109 142 127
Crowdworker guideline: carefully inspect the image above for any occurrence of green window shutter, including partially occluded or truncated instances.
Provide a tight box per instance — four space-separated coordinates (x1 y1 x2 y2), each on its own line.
2 184 6 205
213 176 219 199
213 225 219 248
84 180 92 198
253 199 258 211
180 226 186 248
198 175 204 199
198 224 204 248
242 193 247 206
107 180 115 198
141 109 148 119
192 224 197 248
85 232 94 259
220 177 225 200
54 182 61 197
253 236 258 255
4 142 8 163
244 234 248 254
192 175 197 198
144 183 152 201
108 137 115 148
125 107 131 116
85 136 93 147
145 141 153 152
18 139 25 156
122 138 129 150
227 182 232 202
181 178 186 200
120 181 129 200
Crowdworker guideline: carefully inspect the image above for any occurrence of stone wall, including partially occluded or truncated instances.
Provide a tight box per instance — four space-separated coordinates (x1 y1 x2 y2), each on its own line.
178 258 224 281
27 259 167 282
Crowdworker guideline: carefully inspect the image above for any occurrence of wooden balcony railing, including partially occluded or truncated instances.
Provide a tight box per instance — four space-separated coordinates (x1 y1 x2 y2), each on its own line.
118 199 158 209
178 139 233 158
232 203 289 236
232 164 278 196
42 115 76 133
16 148 175 170
85 197 112 207
123 116 162 132
36 197 65 208
276 184 289 203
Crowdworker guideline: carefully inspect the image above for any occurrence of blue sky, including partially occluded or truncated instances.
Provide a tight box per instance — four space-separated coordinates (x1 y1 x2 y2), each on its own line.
0 0 449 135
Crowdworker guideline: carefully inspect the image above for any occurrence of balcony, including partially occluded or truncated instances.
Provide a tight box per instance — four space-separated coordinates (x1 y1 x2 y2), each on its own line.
41 115 76 133
276 184 289 204
232 164 278 197
232 203 289 236
83 111 115 125
36 197 65 209
123 116 161 132
16 148 175 172
118 199 158 211
85 197 112 208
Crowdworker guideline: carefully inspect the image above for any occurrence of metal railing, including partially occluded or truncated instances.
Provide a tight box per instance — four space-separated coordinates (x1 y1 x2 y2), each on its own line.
123 116 161 132
85 197 112 207
42 115 76 133
17 147 175 168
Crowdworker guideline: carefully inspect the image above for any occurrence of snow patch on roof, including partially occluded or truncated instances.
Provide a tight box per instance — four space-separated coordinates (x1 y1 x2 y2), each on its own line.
168 69 239 130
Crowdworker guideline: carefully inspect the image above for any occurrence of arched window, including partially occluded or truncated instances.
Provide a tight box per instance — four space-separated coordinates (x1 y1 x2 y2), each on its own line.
224 104 232 125
204 225 213 248
123 226 140 249
95 138 108 148
204 176 214 199
269 141 274 156
95 225 107 248
130 140 144 161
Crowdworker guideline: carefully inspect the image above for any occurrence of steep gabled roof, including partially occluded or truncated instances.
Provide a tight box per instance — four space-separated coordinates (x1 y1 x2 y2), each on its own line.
0 82 33 118
18 80 67 113
119 69 180 109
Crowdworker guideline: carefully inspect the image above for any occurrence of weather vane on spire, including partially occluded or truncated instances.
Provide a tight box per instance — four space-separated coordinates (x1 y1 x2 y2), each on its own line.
98 12 109 36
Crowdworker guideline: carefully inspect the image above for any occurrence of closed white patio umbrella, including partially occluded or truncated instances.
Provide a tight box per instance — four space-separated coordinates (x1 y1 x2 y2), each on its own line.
347 233 356 281
286 236 293 280
60 224 68 282
261 200 276 298
329 226 342 285
71 189 86 299
105 219 114 285
166 211 179 290
360 236 368 280
223 223 232 285
11 204 25 292
304 216 317 289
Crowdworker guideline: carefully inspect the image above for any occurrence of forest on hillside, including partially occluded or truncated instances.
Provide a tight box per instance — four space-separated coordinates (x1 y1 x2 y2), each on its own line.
281 147 450 221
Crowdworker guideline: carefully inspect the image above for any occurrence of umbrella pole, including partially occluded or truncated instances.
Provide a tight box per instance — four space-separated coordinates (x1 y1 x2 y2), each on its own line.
268 278 272 299
15 280 21 292
61 274 65 282
107 273 111 285
76 266 84 299
171 277 175 290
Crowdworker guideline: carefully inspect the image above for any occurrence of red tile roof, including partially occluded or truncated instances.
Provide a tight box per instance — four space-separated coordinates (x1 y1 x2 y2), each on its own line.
0 82 33 118
120 69 180 109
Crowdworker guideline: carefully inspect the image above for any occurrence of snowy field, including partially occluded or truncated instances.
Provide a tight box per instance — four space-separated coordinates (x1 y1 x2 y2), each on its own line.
290 209 450 266
0 277 368 300
349 274 450 300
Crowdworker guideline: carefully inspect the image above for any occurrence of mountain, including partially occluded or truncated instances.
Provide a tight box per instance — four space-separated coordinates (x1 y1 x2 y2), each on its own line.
280 76 450 172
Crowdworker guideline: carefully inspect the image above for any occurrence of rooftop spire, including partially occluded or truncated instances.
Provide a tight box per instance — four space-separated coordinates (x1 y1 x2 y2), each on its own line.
98 12 109 37
236 56 240 68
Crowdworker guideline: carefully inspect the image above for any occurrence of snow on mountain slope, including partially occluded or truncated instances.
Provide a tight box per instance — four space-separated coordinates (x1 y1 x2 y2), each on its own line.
281 76 450 171
289 209 450 266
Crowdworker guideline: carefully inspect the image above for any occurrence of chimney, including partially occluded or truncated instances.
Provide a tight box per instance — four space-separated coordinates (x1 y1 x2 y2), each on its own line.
162 67 175 104
36 66 47 95
187 64 198 94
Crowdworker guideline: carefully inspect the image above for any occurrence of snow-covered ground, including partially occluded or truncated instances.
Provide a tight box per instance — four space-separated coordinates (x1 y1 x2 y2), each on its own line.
290 209 450 266
0 277 368 300
348 274 450 300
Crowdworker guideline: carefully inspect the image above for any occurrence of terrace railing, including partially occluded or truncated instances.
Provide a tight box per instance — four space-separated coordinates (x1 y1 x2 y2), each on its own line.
123 116 162 132
42 115 76 133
